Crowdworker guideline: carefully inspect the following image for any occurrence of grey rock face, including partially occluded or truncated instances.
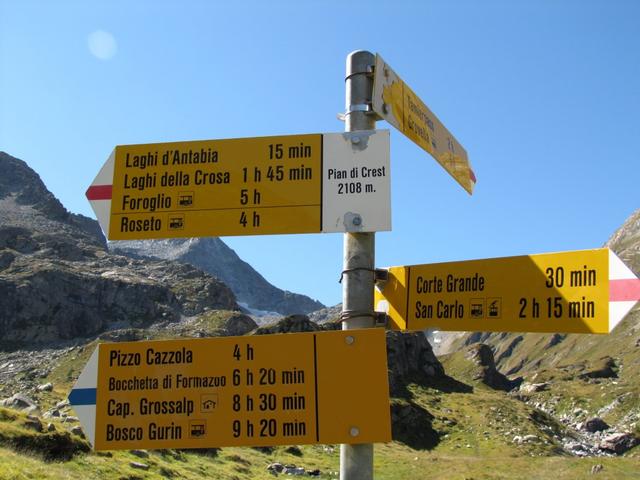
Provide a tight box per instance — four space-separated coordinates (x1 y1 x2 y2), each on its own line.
580 417 610 433
0 152 106 246
308 304 341 324
606 208 640 273
386 331 445 395
0 240 237 343
0 152 238 344
599 432 639 454
111 237 325 315
465 344 522 391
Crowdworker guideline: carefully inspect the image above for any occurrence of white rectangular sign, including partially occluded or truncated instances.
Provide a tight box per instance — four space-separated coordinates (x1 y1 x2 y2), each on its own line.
322 130 391 232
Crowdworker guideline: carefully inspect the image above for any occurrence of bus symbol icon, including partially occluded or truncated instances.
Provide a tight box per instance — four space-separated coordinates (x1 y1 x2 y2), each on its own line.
190 421 207 438
470 299 484 318
169 215 184 230
179 192 194 207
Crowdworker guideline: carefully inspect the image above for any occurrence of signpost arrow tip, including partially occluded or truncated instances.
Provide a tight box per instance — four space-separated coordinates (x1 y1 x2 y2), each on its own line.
68 347 99 446
608 250 640 332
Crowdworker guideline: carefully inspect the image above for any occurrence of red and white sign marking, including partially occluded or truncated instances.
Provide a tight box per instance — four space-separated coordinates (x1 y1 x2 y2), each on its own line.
85 150 115 235
609 249 640 331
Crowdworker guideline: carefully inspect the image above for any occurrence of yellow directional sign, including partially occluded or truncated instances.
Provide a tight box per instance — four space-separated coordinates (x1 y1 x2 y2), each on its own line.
86 132 391 240
69 329 391 450
372 54 476 194
375 249 640 334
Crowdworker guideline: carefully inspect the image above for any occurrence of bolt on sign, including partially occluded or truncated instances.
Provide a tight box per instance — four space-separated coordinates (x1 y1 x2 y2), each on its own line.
86 131 390 240
372 53 476 195
375 249 640 334
68 329 391 450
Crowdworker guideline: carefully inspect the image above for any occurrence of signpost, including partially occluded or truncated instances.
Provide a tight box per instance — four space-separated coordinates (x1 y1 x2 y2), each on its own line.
340 50 379 480
375 248 640 334
86 131 391 240
68 329 391 450
372 53 476 194
74 49 640 480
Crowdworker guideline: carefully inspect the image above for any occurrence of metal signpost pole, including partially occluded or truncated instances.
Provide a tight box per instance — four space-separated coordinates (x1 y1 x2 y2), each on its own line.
340 50 377 480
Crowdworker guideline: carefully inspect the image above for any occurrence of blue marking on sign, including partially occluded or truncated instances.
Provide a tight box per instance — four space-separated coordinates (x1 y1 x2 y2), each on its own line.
68 388 97 406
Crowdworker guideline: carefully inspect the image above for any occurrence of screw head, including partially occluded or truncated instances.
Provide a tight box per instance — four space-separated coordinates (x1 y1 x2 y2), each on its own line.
350 427 360 437
345 335 355 345
352 216 362 226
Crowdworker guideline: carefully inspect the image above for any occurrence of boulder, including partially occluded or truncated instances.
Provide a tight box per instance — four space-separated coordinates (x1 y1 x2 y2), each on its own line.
130 462 150 471
580 417 609 433
599 433 639 454
130 449 150 459
221 314 258 336
267 462 284 474
2 393 39 414
519 382 550 394
513 434 539 444
282 465 305 475
284 445 303 456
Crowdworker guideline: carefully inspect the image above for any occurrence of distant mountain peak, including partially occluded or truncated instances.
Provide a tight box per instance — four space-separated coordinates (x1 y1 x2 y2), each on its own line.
111 237 325 316
0 151 69 222
0 152 106 246
606 208 640 274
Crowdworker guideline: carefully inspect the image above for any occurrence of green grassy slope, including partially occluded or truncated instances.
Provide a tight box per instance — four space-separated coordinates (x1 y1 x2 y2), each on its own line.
1 383 639 480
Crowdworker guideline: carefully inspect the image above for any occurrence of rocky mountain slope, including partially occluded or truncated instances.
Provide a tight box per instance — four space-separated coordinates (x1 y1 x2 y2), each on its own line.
111 238 324 316
447 208 639 375
0 152 637 477
441 208 640 455
0 152 238 344
606 208 640 271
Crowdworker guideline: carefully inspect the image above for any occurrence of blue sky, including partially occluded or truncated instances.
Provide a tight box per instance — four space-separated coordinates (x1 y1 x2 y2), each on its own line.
1 0 638 307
